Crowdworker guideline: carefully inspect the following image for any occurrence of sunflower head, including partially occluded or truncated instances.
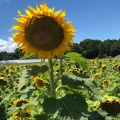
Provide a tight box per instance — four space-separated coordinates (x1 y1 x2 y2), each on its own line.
0 77 7 86
88 66 92 70
23 109 31 118
13 109 31 120
33 77 45 89
96 96 120 117
0 74 4 77
102 79 110 86
20 84 27 90
13 99 30 107
13 112 20 120
69 67 74 72
12 2 75 60
73 67 79 72
93 73 101 79
82 70 88 75
101 64 107 71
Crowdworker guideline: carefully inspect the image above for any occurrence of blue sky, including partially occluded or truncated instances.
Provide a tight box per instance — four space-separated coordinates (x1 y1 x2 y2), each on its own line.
0 0 120 52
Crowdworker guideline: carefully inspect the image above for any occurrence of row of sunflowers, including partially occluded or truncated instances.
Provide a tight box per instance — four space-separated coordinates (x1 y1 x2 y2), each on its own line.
0 57 120 119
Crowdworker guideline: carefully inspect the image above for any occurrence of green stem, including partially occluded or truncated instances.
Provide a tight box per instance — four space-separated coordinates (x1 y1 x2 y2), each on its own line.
48 59 56 98
20 110 24 120
60 58 63 78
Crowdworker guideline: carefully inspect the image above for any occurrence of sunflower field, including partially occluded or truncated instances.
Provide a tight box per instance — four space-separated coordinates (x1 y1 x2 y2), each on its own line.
0 54 120 120
1 2 120 120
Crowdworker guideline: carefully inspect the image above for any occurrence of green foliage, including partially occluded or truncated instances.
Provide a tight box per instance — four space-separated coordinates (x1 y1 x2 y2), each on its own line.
18 69 29 90
71 39 120 59
0 58 120 119
0 48 24 60
42 94 89 120
0 98 6 120
34 114 51 120
20 53 37 59
64 52 87 68
89 110 106 120
27 64 49 76
20 53 33 59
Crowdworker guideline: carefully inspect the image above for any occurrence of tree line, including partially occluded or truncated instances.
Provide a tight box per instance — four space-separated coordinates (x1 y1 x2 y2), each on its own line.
0 39 120 60
0 48 24 60
71 39 120 59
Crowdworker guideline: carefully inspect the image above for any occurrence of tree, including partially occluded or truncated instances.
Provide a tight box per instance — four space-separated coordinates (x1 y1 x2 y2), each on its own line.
71 43 80 53
110 42 120 57
14 48 24 59
98 42 105 58
79 39 101 58
0 51 9 60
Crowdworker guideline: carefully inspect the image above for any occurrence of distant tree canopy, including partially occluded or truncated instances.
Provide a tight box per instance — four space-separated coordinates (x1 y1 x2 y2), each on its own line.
0 48 24 60
0 39 120 60
71 39 120 59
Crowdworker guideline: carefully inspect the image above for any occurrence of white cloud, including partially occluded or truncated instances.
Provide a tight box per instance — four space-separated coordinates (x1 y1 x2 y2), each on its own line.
0 37 18 52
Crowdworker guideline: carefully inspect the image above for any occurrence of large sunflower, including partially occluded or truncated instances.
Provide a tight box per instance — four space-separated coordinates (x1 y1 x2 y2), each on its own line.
12 2 75 59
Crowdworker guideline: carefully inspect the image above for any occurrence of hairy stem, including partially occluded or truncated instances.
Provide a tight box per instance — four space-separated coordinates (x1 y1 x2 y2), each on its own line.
48 59 56 98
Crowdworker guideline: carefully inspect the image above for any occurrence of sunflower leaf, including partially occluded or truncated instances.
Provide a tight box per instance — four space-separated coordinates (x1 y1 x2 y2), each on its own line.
42 93 89 119
88 111 105 120
64 52 87 68
61 75 84 89
27 65 49 76
0 102 6 120
18 69 29 91
34 114 51 120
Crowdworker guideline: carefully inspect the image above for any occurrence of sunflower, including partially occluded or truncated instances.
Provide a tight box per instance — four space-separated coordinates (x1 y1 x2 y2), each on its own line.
88 66 92 70
73 67 79 72
13 99 30 107
82 70 88 75
13 112 20 120
101 64 107 71
0 77 7 86
13 109 31 120
102 79 110 86
33 77 45 89
0 74 4 77
96 96 120 117
68 67 74 72
93 73 101 79
11 2 75 60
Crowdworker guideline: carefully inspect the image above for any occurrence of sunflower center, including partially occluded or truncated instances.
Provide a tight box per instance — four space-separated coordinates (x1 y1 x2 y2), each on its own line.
36 79 44 88
16 100 29 107
25 16 64 50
